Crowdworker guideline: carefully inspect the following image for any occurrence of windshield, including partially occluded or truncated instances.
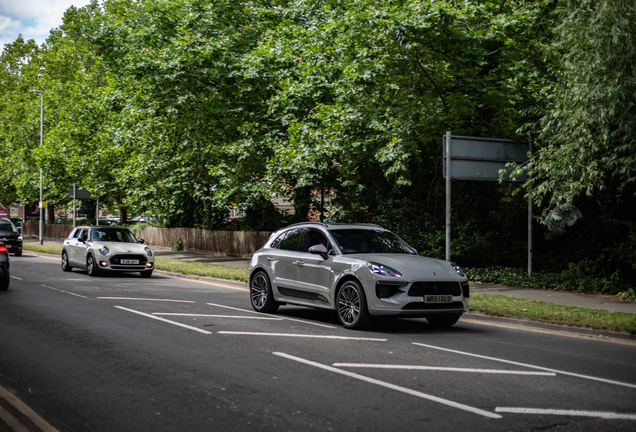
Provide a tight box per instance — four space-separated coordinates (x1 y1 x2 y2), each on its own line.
328 229 416 255
90 229 138 243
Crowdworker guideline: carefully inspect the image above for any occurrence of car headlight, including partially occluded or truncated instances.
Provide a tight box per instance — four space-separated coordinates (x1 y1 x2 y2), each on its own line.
98 246 110 255
17 235 22 241
366 262 402 277
451 262 466 277
144 247 153 257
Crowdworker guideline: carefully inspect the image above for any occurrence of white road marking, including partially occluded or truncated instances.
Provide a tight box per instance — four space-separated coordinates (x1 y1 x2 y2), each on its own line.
219 332 386 341
495 407 636 420
332 364 556 376
10 275 22 280
114 306 212 335
413 342 636 390
154 313 282 321
274 352 501 419
41 285 88 299
207 302 337 328
98 297 195 303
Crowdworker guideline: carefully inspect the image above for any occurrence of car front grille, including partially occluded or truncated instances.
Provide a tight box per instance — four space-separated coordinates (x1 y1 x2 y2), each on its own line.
408 282 462 297
110 254 148 265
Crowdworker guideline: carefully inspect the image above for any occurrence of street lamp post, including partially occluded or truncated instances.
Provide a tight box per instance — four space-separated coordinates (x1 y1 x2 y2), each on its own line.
30 90 44 245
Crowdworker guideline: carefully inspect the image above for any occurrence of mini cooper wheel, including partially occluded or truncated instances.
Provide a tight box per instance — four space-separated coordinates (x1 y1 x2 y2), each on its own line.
426 314 460 327
87 255 100 277
61 251 73 272
250 271 279 313
336 280 372 330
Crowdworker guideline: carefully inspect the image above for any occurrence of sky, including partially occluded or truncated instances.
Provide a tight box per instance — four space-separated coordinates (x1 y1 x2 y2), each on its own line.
0 0 92 53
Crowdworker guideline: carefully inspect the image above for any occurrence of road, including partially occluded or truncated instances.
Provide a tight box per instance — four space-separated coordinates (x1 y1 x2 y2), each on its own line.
1 254 635 431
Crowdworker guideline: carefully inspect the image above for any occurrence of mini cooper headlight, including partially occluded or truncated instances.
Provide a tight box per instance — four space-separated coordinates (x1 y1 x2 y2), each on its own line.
144 247 153 257
366 262 402 277
98 246 110 255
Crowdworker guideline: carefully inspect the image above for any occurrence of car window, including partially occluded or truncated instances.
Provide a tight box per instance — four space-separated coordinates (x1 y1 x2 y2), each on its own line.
79 229 88 241
302 229 331 252
0 221 17 233
70 229 80 239
328 229 416 255
272 228 303 251
98 229 138 243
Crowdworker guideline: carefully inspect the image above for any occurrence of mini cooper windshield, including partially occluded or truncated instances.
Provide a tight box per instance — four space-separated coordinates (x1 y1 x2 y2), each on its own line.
328 229 417 254
89 228 138 243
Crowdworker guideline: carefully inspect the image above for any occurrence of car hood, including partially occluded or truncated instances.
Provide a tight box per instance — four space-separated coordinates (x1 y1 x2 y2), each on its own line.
90 241 151 255
352 253 464 280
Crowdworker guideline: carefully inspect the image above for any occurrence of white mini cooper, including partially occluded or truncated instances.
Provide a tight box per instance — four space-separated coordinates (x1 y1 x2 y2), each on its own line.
62 226 155 277
249 222 469 329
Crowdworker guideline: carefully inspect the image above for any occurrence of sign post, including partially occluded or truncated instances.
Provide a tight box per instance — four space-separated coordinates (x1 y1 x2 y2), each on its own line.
443 133 532 276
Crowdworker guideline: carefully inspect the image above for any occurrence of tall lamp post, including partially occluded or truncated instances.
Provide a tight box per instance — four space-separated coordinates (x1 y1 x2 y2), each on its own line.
30 90 44 245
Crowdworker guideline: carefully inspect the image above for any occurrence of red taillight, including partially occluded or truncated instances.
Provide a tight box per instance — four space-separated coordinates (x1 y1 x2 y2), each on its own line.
0 243 6 253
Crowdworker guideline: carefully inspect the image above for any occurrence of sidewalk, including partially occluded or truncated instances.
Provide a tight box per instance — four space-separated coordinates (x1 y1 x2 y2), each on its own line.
24 237 636 314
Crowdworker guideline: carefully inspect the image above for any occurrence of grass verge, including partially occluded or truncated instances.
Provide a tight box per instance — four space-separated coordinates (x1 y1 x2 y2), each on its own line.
470 292 636 334
22 243 636 333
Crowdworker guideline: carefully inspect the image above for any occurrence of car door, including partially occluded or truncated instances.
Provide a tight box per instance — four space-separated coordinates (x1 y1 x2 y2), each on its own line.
74 229 89 265
265 228 304 297
65 228 81 264
293 228 335 304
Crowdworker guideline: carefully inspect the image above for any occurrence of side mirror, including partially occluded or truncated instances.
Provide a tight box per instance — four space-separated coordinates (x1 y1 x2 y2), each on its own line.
137 239 145 244
78 238 86 243
308 244 329 260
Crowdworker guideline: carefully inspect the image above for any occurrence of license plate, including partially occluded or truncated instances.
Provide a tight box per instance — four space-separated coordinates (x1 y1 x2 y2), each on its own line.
425 295 452 303
121 259 139 265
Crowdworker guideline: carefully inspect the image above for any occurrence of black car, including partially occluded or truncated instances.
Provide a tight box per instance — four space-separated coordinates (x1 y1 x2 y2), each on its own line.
0 218 22 256
0 242 9 290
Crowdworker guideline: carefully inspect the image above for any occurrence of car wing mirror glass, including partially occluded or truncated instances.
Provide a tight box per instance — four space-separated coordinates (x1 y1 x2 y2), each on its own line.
137 239 145 244
308 244 329 260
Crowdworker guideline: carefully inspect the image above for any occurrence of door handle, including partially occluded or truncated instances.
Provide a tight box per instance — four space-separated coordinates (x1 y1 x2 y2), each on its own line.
294 260 305 266
267 257 276 261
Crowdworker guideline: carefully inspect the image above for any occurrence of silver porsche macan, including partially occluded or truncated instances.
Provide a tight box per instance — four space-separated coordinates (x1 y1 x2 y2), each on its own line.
62 226 155 277
249 222 469 329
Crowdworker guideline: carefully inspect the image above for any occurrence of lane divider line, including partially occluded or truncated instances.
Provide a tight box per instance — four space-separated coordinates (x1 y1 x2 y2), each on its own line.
495 407 636 420
99 297 195 303
41 285 88 299
154 313 283 321
207 303 337 329
413 342 636 390
10 275 23 280
273 352 501 419
332 364 556 376
219 331 386 341
0 385 60 432
114 306 212 334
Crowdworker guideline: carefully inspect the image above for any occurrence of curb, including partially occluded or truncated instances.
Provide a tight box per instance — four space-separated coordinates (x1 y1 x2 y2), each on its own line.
463 311 635 341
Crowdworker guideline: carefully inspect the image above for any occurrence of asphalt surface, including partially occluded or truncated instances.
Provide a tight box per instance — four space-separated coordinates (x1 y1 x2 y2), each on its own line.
1 254 636 432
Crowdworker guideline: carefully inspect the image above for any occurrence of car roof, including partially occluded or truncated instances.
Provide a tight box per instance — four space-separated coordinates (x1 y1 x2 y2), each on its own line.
281 221 388 231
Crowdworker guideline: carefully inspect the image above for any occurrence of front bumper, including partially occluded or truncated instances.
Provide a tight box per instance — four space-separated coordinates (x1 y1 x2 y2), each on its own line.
97 253 154 272
363 278 469 318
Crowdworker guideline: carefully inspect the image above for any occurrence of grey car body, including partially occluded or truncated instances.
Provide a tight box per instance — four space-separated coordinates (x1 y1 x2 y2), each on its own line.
0 218 22 256
248 222 469 329
62 226 155 277
0 242 9 290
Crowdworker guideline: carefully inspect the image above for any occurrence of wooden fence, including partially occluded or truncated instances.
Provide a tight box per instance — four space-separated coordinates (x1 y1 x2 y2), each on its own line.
23 223 272 258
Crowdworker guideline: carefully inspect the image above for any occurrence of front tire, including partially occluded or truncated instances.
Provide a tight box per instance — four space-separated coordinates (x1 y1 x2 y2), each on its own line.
426 314 460 327
140 270 153 278
336 280 372 330
250 271 279 313
14 252 21 257
87 255 100 277
61 252 73 272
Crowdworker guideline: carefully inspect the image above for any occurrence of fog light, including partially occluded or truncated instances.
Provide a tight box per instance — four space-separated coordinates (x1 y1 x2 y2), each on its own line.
146 262 153 268
100 261 108 267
